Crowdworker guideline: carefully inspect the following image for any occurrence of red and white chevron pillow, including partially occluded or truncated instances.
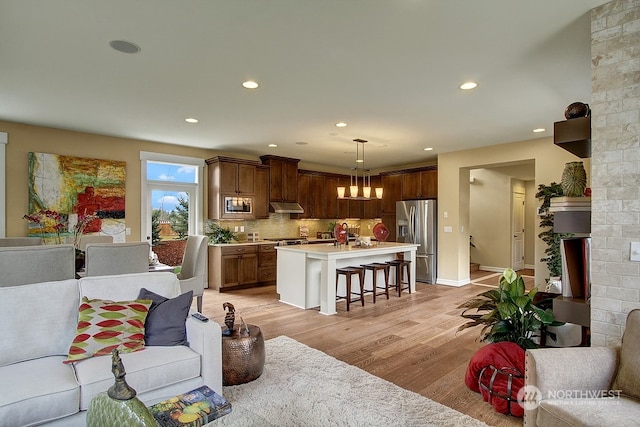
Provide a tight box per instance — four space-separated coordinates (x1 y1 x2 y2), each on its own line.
64 296 152 364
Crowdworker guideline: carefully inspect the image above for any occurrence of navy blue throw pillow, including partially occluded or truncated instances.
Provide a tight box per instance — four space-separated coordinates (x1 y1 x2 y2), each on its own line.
138 288 193 346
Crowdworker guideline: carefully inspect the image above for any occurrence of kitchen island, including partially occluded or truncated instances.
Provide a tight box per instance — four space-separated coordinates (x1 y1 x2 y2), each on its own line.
275 242 419 315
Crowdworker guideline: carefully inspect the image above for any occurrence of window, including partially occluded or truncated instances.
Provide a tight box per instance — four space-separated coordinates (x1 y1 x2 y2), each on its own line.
140 152 204 245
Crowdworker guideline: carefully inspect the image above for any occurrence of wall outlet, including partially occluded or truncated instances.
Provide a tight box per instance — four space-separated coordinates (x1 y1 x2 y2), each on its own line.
240 226 245 232
631 242 640 262
234 226 239 232
125 228 131 235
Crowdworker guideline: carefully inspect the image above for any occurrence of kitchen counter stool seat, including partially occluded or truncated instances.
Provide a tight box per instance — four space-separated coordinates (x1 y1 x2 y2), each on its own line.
386 259 411 297
336 266 365 311
361 262 391 302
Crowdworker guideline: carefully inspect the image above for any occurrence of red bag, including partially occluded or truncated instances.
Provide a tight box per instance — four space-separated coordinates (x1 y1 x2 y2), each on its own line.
478 365 524 417
465 342 525 417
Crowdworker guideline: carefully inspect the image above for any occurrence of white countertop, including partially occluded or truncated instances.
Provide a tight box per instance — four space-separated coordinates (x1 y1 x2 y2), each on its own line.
275 242 418 259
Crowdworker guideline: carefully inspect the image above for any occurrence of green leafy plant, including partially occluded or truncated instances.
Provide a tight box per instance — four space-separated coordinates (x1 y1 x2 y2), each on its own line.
169 195 189 240
457 268 563 349
205 221 238 244
535 182 571 277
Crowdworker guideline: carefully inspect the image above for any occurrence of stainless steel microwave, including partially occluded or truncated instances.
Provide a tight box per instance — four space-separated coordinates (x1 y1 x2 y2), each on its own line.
224 196 253 214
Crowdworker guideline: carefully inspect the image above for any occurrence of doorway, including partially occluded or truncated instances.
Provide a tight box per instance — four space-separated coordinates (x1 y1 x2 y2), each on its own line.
469 162 535 273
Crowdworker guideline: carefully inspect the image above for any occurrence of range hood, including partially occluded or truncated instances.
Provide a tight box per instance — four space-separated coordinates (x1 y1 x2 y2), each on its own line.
270 201 304 214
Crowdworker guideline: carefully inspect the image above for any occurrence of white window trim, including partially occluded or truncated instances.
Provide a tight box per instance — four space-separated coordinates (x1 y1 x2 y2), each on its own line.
0 132 7 237
140 151 205 243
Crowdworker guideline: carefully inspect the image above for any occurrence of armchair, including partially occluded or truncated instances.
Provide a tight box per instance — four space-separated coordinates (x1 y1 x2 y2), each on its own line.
524 309 640 426
177 235 209 312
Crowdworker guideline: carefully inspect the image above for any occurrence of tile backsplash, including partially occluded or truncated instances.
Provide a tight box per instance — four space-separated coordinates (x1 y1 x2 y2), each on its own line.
215 214 382 240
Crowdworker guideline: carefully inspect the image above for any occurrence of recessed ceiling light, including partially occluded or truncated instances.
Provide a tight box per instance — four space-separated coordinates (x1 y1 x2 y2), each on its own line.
335 122 347 127
242 80 259 89
268 144 278 147
185 118 198 123
423 147 433 151
533 128 545 133
295 141 308 145
109 40 141 54
460 82 477 90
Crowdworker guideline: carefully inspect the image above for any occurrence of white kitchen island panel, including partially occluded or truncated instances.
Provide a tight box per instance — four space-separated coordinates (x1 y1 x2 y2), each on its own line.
276 243 419 315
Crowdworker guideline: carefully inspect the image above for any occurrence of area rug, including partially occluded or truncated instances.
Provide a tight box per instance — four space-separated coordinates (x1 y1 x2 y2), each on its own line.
209 336 489 427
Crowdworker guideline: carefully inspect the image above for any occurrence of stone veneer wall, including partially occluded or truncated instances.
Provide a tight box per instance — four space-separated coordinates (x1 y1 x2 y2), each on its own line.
591 0 640 346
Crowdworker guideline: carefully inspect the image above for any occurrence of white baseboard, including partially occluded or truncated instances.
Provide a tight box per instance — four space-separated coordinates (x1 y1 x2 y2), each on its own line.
436 277 469 287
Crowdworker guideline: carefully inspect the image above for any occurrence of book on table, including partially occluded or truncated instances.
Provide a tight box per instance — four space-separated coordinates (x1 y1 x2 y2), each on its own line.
148 385 232 426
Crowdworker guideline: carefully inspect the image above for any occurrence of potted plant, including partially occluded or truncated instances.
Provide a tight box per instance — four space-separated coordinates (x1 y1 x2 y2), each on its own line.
205 220 238 244
457 268 562 349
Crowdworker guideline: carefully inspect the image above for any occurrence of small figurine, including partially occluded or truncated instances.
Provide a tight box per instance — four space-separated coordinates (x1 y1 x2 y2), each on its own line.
222 302 235 336
107 349 137 400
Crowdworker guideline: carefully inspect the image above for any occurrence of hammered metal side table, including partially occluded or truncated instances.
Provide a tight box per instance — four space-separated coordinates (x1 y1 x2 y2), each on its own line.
221 324 265 386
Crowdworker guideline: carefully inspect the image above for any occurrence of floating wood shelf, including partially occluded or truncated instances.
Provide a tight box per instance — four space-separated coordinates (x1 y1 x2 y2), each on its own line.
553 116 591 158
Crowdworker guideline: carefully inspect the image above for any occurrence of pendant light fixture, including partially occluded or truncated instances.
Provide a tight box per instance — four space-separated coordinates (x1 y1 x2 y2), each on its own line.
337 139 383 200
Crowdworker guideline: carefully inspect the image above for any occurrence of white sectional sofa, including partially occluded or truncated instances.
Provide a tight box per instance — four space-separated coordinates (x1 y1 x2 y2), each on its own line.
0 272 222 427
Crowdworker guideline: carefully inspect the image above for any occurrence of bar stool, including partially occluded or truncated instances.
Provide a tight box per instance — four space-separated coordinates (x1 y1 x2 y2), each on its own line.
386 259 411 297
335 266 365 311
361 262 391 302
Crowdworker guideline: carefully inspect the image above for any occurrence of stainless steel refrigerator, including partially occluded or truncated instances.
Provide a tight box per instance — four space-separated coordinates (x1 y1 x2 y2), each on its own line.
396 200 437 283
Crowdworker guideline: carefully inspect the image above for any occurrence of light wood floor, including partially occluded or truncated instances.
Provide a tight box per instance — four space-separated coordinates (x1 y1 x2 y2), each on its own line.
201 271 523 427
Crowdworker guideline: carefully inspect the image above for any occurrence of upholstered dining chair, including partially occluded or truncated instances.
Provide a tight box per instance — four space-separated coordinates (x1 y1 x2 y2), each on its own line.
84 242 150 276
0 237 43 247
177 235 209 312
65 234 113 252
0 244 75 286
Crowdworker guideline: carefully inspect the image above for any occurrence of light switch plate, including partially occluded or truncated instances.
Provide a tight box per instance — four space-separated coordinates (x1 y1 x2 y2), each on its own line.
444 226 453 233
631 242 640 262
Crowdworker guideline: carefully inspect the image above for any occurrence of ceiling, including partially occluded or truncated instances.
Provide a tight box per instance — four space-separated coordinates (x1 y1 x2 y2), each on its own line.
0 1 606 171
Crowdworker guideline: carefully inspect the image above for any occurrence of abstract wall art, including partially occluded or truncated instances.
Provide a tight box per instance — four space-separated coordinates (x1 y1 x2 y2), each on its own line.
27 152 127 242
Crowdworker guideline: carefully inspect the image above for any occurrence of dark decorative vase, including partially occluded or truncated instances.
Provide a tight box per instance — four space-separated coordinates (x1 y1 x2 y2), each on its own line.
561 161 587 197
564 102 591 119
75 249 85 272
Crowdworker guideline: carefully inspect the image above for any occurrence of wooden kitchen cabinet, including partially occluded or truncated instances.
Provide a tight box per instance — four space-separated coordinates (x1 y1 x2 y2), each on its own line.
325 175 349 219
295 172 311 219
206 156 260 219
296 171 327 218
380 173 403 214
216 159 256 195
209 244 279 290
258 244 277 283
363 175 383 219
260 155 300 203
210 245 258 290
254 165 270 219
402 168 437 199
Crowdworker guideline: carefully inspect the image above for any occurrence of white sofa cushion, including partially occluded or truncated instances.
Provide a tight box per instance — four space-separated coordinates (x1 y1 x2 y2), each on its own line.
538 397 640 426
74 345 201 410
0 279 79 366
0 356 80 427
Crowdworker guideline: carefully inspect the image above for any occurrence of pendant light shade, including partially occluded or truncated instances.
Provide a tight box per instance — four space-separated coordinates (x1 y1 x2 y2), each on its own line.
336 139 383 200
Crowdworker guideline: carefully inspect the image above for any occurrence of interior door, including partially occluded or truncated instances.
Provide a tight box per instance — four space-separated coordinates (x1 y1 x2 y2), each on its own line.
512 191 525 271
